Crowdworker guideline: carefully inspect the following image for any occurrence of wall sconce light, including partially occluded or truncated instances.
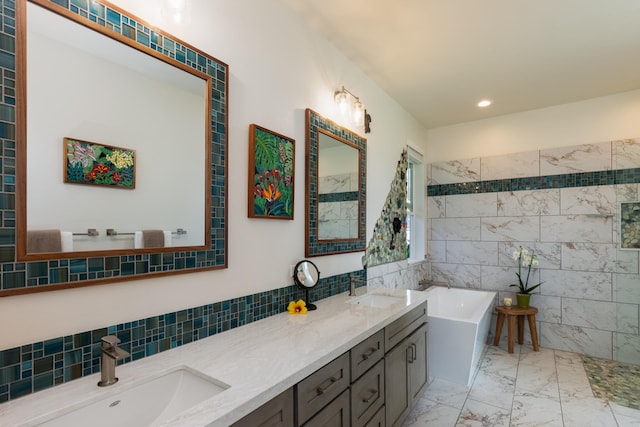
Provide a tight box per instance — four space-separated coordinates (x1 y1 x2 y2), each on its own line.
334 86 372 133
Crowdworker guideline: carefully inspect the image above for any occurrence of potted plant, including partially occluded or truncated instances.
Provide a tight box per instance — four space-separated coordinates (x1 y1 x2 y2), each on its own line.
509 246 543 308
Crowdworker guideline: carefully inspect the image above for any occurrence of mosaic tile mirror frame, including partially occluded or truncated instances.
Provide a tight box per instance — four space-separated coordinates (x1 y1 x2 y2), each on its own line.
305 109 366 256
0 0 228 295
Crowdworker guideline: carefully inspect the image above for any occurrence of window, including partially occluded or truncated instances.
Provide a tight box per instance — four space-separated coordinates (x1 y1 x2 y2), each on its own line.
406 161 414 258
406 147 424 261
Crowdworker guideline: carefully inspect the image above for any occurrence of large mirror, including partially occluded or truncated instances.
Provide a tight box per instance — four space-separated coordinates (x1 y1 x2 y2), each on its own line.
2 0 228 295
305 109 366 256
26 2 206 252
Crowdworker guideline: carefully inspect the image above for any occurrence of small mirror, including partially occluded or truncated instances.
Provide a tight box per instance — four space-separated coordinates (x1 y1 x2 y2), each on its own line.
305 109 366 257
293 259 320 310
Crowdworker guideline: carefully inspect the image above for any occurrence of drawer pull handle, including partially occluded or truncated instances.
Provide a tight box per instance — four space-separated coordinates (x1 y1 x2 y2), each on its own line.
361 347 378 360
407 346 414 363
362 389 377 403
316 376 340 395
411 343 418 362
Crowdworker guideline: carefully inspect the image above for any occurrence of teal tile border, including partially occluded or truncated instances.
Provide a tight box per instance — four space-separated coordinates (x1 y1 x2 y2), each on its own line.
0 0 228 291
427 168 640 197
0 270 367 403
319 191 359 203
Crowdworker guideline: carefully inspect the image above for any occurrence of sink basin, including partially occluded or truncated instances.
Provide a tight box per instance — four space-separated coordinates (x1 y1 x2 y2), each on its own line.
348 292 406 309
35 367 229 427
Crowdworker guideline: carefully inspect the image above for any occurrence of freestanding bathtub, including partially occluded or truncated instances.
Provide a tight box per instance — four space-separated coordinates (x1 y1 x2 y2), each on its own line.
423 286 496 387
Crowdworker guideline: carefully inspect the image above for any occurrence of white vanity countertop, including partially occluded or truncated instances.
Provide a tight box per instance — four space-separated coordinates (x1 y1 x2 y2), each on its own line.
1 287 428 426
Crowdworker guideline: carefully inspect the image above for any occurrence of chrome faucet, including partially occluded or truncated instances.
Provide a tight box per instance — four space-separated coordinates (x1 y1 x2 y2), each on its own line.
349 276 367 296
98 335 130 387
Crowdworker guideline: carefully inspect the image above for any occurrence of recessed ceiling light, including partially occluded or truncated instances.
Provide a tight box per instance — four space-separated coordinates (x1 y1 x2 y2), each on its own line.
477 99 492 108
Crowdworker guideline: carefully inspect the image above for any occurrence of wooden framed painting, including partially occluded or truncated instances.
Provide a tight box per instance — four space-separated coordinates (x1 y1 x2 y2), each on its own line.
621 201 640 250
64 137 136 189
248 124 295 219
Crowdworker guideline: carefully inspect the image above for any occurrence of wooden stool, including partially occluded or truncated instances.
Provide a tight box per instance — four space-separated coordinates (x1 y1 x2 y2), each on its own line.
493 305 539 353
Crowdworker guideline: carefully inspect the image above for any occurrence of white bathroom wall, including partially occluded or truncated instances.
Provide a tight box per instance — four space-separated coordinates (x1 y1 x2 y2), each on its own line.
427 89 640 162
0 0 428 349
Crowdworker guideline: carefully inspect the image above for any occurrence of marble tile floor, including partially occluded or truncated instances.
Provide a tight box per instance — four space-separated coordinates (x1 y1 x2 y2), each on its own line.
404 344 640 427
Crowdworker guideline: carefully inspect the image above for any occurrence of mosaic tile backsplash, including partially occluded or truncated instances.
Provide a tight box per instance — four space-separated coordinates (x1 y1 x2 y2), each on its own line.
0 269 366 403
0 0 228 293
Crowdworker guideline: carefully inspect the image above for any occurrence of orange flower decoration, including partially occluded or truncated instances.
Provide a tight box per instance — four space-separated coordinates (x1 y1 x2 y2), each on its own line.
287 299 307 314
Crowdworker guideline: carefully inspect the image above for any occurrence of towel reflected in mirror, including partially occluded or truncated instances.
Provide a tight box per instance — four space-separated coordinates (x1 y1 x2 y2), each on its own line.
134 230 172 248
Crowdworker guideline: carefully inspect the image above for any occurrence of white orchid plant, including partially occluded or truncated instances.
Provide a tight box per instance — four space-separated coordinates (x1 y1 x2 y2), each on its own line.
509 246 543 294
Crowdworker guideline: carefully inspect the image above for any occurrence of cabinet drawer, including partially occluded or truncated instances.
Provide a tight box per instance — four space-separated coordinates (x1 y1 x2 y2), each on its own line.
384 302 427 351
364 405 386 427
351 329 384 381
351 359 385 427
296 352 350 425
302 388 350 427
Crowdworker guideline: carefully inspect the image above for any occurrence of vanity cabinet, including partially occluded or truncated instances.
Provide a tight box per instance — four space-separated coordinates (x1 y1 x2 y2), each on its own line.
351 358 385 427
384 302 428 427
234 301 428 427
297 329 386 427
231 388 294 427
297 352 350 426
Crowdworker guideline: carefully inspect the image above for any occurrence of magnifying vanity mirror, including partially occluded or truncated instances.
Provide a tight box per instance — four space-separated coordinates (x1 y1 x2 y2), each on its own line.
1 0 228 295
305 109 366 257
293 259 320 310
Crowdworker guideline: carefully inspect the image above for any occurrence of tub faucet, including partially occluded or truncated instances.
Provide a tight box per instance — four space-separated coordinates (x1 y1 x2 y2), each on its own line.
98 335 130 387
349 276 367 296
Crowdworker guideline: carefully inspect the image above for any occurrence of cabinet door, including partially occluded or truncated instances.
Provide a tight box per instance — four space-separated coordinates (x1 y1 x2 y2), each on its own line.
384 341 410 427
408 323 428 406
303 389 350 427
231 388 294 427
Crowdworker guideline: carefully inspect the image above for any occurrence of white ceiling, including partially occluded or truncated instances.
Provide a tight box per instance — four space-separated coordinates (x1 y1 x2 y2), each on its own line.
278 0 640 129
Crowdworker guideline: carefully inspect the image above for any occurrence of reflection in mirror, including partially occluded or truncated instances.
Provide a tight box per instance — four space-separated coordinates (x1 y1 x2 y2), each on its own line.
293 259 320 310
25 1 206 253
4 0 228 295
318 132 360 240
305 109 366 257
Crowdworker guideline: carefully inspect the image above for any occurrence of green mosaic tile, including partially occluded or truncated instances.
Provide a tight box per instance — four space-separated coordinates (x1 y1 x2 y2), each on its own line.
583 355 640 410
0 270 365 403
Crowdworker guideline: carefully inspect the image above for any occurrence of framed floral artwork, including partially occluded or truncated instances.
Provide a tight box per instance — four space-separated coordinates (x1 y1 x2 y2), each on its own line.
64 137 136 189
248 124 295 219
621 201 640 250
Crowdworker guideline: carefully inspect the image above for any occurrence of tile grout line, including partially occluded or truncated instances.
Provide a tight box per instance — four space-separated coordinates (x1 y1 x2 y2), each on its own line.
553 349 567 427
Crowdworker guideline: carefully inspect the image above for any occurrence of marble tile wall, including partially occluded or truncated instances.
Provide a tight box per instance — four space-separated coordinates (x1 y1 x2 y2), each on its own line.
318 172 359 239
426 139 640 363
366 259 429 290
